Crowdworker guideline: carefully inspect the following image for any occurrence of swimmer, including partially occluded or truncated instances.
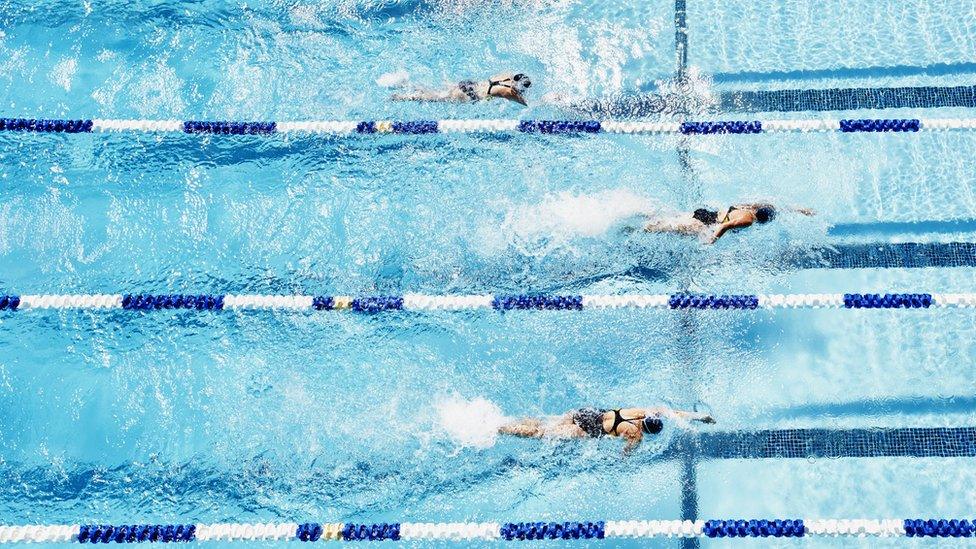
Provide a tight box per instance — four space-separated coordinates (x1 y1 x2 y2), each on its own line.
640 203 814 244
499 406 715 454
390 71 532 106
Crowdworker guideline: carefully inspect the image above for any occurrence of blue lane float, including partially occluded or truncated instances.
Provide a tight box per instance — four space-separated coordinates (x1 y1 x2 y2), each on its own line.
703 519 804 538
121 294 225 310
356 121 377 134
500 522 605 541
341 523 401 541
295 523 323 542
668 294 759 309
391 120 439 134
183 121 276 135
0 118 93 133
0 295 20 310
350 296 404 313
517 120 602 134
680 120 762 134
78 525 196 544
491 295 584 310
905 519 976 538
842 293 931 309
839 118 920 132
312 296 335 310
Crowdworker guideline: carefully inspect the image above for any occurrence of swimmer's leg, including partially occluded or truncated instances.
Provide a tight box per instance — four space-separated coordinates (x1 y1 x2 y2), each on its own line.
619 213 662 235
390 88 456 102
539 414 587 439
544 422 587 438
643 219 705 236
498 418 544 438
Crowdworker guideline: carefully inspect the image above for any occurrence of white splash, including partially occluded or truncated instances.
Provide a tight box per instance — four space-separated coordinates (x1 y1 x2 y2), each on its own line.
486 189 655 254
650 66 718 115
435 396 508 448
51 58 77 91
376 70 411 88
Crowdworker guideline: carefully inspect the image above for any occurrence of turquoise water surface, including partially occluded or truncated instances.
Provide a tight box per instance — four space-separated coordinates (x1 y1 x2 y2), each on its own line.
1 0 976 546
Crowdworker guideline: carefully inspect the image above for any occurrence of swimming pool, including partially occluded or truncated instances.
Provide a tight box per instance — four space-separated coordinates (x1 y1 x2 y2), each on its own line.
1 0 976 545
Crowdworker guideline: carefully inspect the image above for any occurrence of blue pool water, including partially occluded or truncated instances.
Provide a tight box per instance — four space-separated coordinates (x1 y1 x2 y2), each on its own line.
2 0 976 546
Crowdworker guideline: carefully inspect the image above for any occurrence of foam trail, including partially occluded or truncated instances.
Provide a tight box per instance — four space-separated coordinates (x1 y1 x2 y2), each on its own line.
482 189 656 256
436 396 509 448
506 189 654 239
376 70 411 88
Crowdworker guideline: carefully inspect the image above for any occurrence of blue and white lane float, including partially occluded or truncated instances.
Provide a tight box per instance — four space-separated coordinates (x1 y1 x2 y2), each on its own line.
1 117 976 136
1 518 975 542
0 293 976 313
0 293 971 312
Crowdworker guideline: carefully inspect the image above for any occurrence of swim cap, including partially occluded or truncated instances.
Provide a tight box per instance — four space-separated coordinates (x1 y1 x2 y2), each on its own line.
755 206 775 224
513 73 531 92
641 417 664 435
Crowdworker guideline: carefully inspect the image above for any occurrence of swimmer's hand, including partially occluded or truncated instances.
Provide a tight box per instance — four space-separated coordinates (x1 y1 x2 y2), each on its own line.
702 231 719 245
622 435 640 456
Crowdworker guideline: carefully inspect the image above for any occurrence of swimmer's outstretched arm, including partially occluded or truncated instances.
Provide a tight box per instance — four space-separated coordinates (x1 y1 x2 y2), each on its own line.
708 217 752 243
740 202 816 216
494 87 528 106
646 406 715 424
622 432 641 456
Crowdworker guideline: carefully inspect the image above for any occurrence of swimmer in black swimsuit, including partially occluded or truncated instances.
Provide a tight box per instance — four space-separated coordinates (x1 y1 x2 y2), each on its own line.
498 406 715 454
640 202 814 244
390 71 532 105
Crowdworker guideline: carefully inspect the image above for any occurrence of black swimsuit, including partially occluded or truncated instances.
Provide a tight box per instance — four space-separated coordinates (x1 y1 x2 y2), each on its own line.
693 205 738 225
460 76 527 102
487 77 515 96
571 408 641 438
722 205 739 222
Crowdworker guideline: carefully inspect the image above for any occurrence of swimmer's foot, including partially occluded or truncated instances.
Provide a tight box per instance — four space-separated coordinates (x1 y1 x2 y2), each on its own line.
692 401 715 423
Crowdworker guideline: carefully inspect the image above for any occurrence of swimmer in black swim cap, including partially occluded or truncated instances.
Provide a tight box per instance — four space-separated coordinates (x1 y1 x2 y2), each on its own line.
640 202 814 244
499 406 714 454
390 71 532 106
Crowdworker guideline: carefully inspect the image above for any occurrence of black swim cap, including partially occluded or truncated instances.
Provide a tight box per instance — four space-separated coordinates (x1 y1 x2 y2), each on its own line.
641 417 664 435
692 208 718 225
755 207 775 224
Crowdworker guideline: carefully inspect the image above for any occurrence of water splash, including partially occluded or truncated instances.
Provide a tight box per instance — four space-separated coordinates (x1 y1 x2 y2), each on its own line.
376 70 411 88
483 189 656 257
435 396 509 449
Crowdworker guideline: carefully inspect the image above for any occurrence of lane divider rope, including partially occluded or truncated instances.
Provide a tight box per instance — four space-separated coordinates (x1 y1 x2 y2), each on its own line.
0 293 969 311
1 519 974 542
0 117 972 136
